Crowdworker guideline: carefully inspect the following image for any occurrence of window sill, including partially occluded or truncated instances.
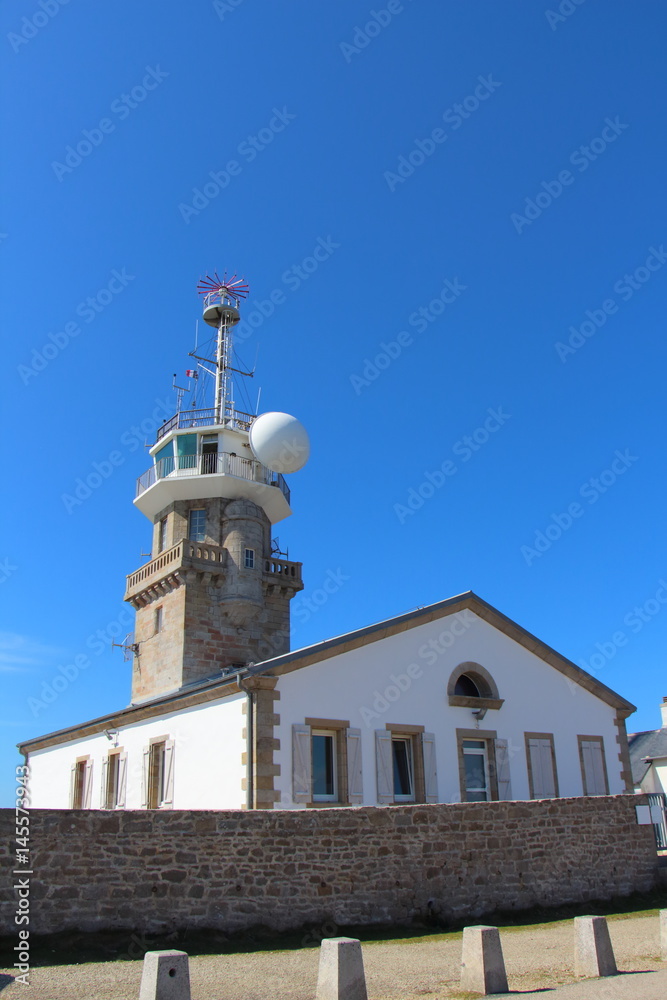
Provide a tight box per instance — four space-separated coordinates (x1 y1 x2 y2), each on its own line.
448 695 504 710
306 800 351 808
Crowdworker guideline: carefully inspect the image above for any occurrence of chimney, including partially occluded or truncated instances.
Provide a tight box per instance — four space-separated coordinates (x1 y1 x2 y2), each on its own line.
661 697 667 729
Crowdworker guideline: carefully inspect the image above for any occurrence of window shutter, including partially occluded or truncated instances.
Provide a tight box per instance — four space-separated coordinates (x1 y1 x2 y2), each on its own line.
292 725 312 803
116 752 128 809
528 738 556 798
69 763 77 808
162 740 175 807
375 730 394 804
422 732 439 803
346 728 363 804
83 759 93 809
582 740 607 795
99 756 109 809
141 746 150 809
494 738 513 801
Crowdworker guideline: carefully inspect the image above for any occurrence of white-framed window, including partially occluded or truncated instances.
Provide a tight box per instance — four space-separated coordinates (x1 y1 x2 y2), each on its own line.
155 607 163 633
312 729 337 801
70 757 93 809
188 509 206 542
142 738 175 809
101 751 128 809
244 548 255 569
391 736 415 802
462 739 490 802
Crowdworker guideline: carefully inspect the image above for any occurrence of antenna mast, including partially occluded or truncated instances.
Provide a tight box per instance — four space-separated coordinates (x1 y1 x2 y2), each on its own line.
197 272 250 425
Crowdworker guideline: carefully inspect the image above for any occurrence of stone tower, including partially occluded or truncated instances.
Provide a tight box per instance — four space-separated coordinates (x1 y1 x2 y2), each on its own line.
124 277 306 703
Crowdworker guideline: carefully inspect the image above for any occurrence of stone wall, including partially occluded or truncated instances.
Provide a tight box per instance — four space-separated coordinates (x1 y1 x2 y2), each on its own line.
0 795 658 937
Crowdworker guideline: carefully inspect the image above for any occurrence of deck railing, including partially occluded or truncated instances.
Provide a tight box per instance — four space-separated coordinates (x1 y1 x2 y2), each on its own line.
136 451 290 504
156 407 255 442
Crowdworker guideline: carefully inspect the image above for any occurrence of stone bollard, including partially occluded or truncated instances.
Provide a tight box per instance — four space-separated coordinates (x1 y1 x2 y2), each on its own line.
460 925 509 995
316 937 368 1000
574 916 617 978
139 950 191 1000
661 910 667 961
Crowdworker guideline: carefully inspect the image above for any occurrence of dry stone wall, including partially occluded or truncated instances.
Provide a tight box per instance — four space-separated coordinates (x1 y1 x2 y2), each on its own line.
0 795 658 937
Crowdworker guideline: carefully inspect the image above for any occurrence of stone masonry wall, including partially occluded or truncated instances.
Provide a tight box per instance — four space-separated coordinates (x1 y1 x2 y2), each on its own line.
0 796 658 938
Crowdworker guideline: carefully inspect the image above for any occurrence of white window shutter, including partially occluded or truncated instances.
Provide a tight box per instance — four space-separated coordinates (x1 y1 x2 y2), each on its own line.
346 728 363 804
69 763 77 808
162 740 175 807
529 739 556 798
83 759 93 809
292 725 312 803
116 752 128 809
99 756 109 809
494 738 512 801
375 730 394 804
422 732 439 803
141 746 150 809
582 740 606 795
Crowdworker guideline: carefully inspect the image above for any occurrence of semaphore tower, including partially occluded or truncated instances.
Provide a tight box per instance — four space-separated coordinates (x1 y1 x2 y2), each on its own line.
124 273 309 703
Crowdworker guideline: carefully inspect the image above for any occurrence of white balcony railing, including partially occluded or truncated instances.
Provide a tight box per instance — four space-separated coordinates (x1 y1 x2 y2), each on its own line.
136 451 290 504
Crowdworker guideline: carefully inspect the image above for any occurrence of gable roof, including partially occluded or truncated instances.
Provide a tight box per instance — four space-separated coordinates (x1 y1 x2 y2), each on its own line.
628 728 667 786
17 590 635 754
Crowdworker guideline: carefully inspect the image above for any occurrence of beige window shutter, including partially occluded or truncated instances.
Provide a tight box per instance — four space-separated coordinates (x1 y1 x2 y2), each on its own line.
116 752 128 809
162 740 175 807
346 728 363 804
292 724 312 803
141 746 150 809
69 763 77 808
528 738 555 798
83 759 94 809
582 740 606 795
99 756 109 809
494 738 513 801
422 732 439 803
375 730 393 804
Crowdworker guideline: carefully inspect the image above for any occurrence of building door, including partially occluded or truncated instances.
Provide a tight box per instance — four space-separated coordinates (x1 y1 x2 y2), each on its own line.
200 435 218 475
462 739 490 802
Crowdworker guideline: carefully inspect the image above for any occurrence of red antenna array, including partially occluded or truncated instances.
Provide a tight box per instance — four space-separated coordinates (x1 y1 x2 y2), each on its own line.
197 271 250 298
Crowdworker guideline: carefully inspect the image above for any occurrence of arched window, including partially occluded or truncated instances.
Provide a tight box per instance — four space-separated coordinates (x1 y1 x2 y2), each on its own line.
447 662 503 710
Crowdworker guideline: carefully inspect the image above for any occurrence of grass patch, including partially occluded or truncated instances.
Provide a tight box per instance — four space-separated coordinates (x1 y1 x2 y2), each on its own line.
4 886 666 968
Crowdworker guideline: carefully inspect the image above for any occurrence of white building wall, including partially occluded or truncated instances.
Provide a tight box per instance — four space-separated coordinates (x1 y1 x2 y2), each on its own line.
26 692 246 810
274 610 625 808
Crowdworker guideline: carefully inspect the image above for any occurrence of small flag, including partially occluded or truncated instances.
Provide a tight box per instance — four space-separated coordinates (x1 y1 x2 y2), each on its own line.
185 369 198 379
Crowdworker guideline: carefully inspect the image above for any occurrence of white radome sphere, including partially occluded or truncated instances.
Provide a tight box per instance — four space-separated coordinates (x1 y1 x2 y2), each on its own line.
249 411 310 474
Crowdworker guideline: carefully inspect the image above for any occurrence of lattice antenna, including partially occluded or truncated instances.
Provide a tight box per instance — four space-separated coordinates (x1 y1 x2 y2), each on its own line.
197 271 249 423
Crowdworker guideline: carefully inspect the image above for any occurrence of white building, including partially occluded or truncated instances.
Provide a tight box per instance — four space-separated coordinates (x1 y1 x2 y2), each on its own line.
19 279 635 810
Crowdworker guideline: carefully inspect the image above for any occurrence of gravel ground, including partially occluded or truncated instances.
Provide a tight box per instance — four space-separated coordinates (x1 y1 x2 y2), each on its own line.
1 914 664 1000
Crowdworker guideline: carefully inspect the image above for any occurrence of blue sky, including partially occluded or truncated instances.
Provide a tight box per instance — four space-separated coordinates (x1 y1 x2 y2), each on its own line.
2 0 666 806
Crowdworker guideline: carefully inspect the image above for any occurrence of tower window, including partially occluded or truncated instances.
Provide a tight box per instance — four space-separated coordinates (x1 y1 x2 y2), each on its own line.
244 548 255 569
155 607 163 633
158 517 168 553
188 509 206 542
